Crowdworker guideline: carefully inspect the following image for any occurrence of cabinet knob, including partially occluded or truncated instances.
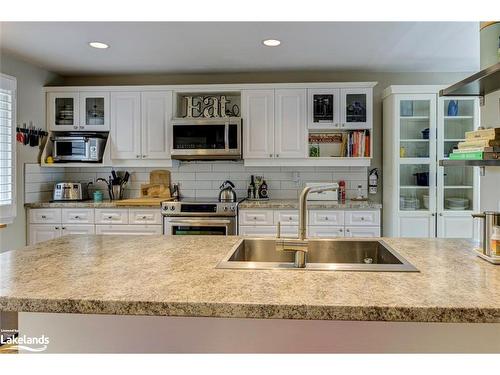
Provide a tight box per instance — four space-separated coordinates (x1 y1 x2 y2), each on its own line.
41 215 46 219
346 229 350 232
439 213 443 216
74 216 80 219
107 216 113 219
55 226 59 230
361 217 365 221
62 227 66 230
73 126 78 129
136 155 140 158
431 213 435 217
142 216 147 219
269 153 273 158
341 123 345 127
276 154 279 158
79 126 85 129
142 155 147 158
325 217 329 220
339 228 343 232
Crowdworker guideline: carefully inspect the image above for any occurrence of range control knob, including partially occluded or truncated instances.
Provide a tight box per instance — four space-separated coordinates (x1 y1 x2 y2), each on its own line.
230 206 235 211
170 206 175 211
223 206 228 211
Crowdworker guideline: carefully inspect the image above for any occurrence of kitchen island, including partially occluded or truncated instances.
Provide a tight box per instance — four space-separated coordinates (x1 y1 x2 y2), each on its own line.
1 235 500 353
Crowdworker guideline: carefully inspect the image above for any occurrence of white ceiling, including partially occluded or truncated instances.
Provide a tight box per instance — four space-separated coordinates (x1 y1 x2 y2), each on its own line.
0 22 479 75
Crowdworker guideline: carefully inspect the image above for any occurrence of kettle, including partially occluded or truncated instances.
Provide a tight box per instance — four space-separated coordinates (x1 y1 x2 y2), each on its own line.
218 180 237 202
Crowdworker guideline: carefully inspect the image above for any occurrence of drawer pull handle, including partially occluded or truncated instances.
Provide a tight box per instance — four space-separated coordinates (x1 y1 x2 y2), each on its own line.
325 217 329 220
55 226 59 230
74 216 80 219
107 216 113 219
141 216 147 219
41 215 47 219
361 217 365 221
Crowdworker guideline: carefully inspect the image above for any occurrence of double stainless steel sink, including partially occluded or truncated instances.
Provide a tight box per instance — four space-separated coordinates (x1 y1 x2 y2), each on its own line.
217 238 418 272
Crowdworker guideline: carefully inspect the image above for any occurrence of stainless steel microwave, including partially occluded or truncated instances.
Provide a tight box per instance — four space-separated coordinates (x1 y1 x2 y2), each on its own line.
170 118 242 160
52 133 107 162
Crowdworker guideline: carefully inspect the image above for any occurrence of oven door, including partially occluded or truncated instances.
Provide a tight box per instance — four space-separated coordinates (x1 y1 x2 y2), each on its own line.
171 118 241 160
164 217 236 236
53 137 90 161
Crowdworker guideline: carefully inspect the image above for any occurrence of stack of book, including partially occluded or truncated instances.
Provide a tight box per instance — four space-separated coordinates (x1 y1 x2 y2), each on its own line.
449 128 500 160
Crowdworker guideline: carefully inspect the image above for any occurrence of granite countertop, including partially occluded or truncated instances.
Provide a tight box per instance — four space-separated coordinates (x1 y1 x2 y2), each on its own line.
1 235 499 323
25 201 162 209
239 199 382 209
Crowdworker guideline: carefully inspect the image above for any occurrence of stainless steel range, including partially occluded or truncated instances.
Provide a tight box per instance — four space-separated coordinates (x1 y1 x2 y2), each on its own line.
161 198 240 235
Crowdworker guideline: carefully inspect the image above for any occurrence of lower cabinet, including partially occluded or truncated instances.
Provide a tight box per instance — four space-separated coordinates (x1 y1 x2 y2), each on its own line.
27 208 162 245
238 209 381 238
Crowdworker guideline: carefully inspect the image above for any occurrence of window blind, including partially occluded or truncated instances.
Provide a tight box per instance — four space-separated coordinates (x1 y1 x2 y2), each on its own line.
0 74 16 224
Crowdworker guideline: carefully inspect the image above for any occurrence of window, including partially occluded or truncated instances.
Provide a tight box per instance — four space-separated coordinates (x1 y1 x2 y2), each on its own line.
0 74 16 224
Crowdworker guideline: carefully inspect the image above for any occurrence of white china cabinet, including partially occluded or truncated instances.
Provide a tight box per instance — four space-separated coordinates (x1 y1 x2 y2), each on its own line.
382 86 479 239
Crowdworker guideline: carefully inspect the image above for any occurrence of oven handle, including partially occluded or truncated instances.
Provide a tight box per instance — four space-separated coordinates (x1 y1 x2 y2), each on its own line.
167 219 232 226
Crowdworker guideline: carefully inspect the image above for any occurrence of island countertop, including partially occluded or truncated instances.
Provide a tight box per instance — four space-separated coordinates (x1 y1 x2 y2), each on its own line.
1 235 499 323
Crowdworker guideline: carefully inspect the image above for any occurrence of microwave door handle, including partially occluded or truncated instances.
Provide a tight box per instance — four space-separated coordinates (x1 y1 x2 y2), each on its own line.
225 122 229 151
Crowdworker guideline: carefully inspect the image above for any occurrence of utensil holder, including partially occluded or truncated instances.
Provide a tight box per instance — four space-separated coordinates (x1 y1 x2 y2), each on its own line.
109 185 124 200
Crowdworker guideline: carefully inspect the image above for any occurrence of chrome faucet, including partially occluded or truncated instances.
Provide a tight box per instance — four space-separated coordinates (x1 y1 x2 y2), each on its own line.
276 184 339 268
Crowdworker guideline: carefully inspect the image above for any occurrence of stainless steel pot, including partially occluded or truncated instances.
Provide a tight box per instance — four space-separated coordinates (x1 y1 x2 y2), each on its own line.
472 211 500 256
218 180 237 202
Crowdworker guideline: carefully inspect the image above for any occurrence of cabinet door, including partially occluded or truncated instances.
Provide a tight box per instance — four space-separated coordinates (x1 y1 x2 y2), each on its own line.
437 214 475 239
79 92 110 131
61 225 95 236
344 210 380 226
307 88 340 130
29 224 62 245
47 92 80 131
274 210 299 226
110 92 141 160
345 226 380 238
238 225 276 237
141 91 172 160
95 225 162 235
275 89 307 158
340 88 372 129
309 210 344 226
239 210 274 226
398 214 435 238
308 226 344 238
242 90 274 159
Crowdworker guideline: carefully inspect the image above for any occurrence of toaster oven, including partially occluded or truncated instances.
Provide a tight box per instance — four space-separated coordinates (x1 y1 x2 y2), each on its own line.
52 133 106 162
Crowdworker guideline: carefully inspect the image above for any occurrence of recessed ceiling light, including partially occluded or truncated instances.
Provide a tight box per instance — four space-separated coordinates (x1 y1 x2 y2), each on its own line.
88 41 109 49
262 39 281 47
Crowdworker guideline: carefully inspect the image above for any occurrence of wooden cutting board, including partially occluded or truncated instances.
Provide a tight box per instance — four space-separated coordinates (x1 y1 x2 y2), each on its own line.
115 197 175 206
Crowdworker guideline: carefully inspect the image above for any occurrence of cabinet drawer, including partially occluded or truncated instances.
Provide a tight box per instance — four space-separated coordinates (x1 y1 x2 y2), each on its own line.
61 208 95 224
345 226 380 238
308 210 344 226
238 225 276 237
28 224 62 245
344 210 380 226
308 226 344 238
29 209 62 224
95 209 129 224
239 210 274 226
274 210 299 225
95 224 162 235
279 225 299 238
129 209 162 225
61 224 95 235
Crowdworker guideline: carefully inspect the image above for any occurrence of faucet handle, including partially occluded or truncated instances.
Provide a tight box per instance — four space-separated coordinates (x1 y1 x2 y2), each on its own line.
276 221 281 239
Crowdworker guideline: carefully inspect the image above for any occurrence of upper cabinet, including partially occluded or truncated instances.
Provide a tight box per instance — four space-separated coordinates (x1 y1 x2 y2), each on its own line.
307 88 340 129
340 88 372 129
275 89 307 158
110 91 172 161
242 90 275 159
48 92 110 131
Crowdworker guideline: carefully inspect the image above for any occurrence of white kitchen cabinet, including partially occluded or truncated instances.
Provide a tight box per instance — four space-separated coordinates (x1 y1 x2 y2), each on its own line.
242 90 275 159
79 92 110 131
141 91 172 160
398 214 435 238
308 226 344 238
344 210 380 226
61 225 95 236
274 89 307 158
29 208 62 224
344 226 380 238
47 92 80 131
110 92 142 160
129 209 162 225
307 88 341 130
95 208 129 224
274 210 299 226
29 224 62 245
309 210 344 226
239 209 274 226
95 225 162 235
383 86 479 239
340 88 372 129
238 226 276 237
61 208 94 224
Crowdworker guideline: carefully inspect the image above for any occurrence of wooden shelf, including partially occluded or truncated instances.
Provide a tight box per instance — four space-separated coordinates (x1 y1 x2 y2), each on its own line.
439 159 500 167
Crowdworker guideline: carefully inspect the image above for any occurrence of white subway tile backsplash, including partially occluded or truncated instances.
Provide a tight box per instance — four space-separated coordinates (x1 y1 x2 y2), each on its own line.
24 162 368 203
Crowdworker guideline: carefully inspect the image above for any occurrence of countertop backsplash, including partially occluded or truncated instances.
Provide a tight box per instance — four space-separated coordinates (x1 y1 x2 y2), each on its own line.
24 162 369 204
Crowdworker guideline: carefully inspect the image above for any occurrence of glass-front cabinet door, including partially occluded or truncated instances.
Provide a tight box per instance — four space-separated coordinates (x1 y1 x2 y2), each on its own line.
79 92 110 131
307 88 340 130
340 88 372 129
436 97 479 239
396 94 436 237
48 92 80 131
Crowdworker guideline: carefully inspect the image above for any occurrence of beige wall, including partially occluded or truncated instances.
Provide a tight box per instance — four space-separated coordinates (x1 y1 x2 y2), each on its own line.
0 52 61 252
61 70 471 203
